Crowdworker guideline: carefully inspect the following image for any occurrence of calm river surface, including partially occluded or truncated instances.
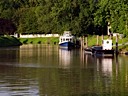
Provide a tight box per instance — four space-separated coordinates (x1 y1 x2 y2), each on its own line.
0 44 128 96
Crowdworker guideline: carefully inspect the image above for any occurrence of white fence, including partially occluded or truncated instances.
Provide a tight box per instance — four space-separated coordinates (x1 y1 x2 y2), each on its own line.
13 34 60 38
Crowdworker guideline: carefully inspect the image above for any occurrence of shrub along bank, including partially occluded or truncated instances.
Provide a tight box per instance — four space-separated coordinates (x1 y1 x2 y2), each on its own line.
0 36 22 47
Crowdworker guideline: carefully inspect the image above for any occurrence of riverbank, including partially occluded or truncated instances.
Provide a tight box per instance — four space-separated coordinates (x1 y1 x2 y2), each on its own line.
1 35 128 54
19 36 128 52
3 35 126 53
0 36 22 47
19 37 59 45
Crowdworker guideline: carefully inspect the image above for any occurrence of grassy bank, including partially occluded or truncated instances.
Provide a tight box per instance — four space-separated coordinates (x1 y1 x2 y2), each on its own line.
19 36 128 52
19 37 59 45
0 36 22 47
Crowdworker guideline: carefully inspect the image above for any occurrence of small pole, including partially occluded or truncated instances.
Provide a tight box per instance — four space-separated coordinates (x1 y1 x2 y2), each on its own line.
97 35 99 45
83 36 85 49
102 35 104 45
80 37 82 50
85 36 88 48
110 34 112 39
116 34 118 55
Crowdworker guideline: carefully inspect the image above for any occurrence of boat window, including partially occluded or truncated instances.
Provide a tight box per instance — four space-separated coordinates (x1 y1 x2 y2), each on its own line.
70 39 72 41
107 41 109 44
63 38 65 41
66 39 69 41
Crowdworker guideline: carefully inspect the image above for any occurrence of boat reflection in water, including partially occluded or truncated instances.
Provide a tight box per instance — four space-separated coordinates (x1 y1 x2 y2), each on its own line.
96 57 113 77
101 58 112 76
59 49 72 68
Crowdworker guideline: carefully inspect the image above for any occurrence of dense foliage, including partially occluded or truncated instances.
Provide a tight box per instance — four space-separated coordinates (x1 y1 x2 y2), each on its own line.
0 18 16 35
94 0 128 35
0 0 127 36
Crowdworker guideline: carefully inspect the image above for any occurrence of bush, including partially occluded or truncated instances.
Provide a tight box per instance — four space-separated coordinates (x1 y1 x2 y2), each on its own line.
0 36 22 47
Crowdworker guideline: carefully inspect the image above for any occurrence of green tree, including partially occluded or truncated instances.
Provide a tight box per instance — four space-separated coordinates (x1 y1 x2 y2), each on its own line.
1 0 127 37
35 0 55 34
94 0 128 35
0 18 16 35
51 0 96 36
109 0 128 35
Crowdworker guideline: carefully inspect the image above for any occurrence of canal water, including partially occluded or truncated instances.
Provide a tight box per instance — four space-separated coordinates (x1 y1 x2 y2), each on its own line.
0 44 128 96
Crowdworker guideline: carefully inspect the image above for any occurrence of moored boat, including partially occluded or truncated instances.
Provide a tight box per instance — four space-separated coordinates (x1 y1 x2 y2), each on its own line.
59 31 79 49
84 39 115 57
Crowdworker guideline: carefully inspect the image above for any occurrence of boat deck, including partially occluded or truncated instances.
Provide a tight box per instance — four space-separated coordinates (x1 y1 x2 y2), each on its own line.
84 46 115 57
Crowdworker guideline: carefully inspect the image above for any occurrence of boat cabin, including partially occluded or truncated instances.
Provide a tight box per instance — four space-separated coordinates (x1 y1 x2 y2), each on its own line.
102 39 112 50
59 31 75 43
63 31 72 37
